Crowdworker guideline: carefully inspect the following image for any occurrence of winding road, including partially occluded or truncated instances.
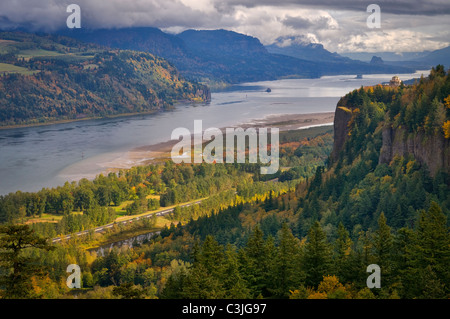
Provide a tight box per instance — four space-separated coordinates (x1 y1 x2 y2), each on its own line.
51 199 203 243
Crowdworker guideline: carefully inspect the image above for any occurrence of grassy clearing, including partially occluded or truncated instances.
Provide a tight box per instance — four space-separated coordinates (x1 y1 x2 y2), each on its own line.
83 63 99 70
0 62 38 75
17 49 64 58
24 211 86 225
24 213 62 224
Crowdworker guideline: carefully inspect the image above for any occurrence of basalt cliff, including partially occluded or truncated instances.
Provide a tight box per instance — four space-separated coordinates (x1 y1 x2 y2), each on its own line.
331 68 450 177
378 124 450 176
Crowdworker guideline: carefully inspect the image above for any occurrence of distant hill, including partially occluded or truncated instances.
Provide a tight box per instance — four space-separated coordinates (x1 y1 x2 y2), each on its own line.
265 38 414 76
416 46 450 67
0 31 209 127
60 28 321 84
178 29 267 57
60 27 187 61
59 27 415 86
370 56 384 65
340 51 430 62
175 29 324 83
266 40 346 62
340 46 450 70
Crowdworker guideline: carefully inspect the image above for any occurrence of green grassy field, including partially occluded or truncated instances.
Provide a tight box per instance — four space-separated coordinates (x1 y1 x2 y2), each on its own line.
17 49 64 59
0 62 38 75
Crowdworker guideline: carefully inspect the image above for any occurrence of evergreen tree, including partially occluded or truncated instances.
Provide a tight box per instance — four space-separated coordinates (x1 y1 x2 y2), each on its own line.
269 223 303 298
333 223 353 282
240 225 273 297
182 264 225 299
392 227 416 297
222 244 251 298
181 236 229 298
196 235 224 276
160 267 188 299
372 213 394 284
0 224 54 298
302 221 332 287
407 202 450 298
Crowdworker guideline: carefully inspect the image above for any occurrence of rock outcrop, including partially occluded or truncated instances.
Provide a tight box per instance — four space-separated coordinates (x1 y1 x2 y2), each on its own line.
330 99 450 176
379 125 450 176
330 105 353 162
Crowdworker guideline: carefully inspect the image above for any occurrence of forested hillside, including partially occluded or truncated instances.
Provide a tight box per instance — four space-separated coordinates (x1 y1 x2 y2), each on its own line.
160 65 450 299
0 128 332 298
0 67 449 300
0 31 210 127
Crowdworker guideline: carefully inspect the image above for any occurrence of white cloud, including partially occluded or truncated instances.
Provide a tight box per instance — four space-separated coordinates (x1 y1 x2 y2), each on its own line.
336 29 450 53
0 0 448 53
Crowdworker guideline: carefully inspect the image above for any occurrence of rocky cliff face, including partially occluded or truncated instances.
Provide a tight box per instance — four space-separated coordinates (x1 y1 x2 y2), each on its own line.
331 101 450 176
379 125 450 176
330 105 353 162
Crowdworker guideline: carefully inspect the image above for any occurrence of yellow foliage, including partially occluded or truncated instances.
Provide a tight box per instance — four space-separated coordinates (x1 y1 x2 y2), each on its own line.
307 291 328 299
381 175 392 184
317 275 344 294
31 275 64 298
338 106 352 114
444 95 450 109
306 275 352 299
289 289 306 299
405 160 416 174
443 120 450 139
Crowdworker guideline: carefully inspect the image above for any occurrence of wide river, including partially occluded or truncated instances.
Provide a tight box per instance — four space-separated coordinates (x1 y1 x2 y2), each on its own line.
0 71 428 195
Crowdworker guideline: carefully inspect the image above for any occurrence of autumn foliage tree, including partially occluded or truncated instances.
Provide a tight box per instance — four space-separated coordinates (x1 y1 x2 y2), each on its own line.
0 224 54 298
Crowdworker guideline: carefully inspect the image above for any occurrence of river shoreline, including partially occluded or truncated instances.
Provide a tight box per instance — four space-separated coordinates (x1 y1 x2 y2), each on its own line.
0 109 165 131
88 111 335 174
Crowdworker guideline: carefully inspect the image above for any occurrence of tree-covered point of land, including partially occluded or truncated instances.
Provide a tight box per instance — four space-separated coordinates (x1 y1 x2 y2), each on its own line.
0 32 210 127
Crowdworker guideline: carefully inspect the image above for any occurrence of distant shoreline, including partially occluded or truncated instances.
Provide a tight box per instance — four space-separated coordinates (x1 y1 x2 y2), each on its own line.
0 109 161 131
96 111 335 172
57 111 335 183
0 99 205 130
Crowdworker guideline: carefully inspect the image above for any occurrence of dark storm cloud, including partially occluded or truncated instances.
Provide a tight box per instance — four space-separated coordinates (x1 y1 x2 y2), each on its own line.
218 0 450 16
281 15 336 31
0 0 448 32
282 16 313 29
0 0 448 53
0 0 218 31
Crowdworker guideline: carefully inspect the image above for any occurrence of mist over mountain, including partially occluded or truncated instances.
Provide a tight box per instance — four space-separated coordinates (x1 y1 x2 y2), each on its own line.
266 38 347 62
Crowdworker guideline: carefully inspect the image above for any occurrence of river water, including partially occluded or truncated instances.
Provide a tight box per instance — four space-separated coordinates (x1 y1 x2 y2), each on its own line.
0 71 428 195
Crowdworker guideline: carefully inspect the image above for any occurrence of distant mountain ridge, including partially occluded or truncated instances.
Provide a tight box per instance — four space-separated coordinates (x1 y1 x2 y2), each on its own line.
266 40 347 62
58 27 415 86
416 46 450 67
61 27 187 61
340 46 450 69
178 29 267 57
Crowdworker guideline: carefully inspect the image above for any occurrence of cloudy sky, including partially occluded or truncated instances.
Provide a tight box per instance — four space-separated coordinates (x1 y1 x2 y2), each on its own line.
0 0 449 53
